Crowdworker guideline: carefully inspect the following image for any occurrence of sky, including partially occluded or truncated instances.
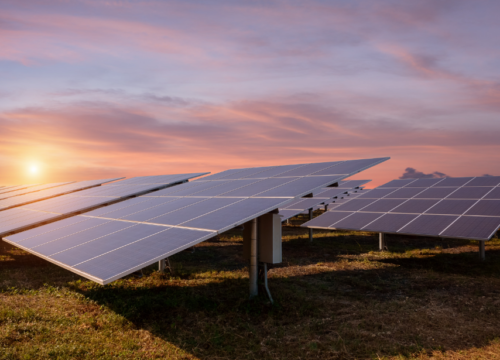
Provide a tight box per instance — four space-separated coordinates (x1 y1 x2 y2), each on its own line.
1 0 499 187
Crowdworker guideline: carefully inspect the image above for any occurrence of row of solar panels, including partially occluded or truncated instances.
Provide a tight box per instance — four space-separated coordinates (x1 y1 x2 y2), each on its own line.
278 180 370 221
303 176 500 240
1 157 389 284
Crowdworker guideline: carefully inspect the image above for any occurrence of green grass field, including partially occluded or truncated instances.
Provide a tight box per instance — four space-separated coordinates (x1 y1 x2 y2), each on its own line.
1 217 500 359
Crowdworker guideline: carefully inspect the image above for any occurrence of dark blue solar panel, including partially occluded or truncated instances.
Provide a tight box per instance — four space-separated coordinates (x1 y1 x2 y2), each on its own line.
441 216 500 240
413 187 457 199
278 209 302 221
398 215 458 236
484 188 500 200
314 158 385 176
433 177 473 187
465 177 500 187
363 213 418 232
191 179 259 196
121 198 205 222
282 198 324 209
220 167 274 180
332 212 383 230
146 198 242 226
390 199 440 214
465 200 500 217
334 199 377 211
256 176 342 198
151 181 231 197
33 222 136 256
313 188 348 198
378 179 414 188
405 178 446 188
384 187 425 199
73 227 212 283
356 188 395 198
424 200 476 215
220 178 293 197
302 211 354 228
197 169 247 181
360 199 406 213
276 162 342 177
446 187 493 199
245 164 303 178
50 224 167 266
181 198 287 231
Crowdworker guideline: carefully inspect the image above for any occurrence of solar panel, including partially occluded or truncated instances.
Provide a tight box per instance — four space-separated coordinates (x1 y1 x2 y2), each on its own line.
301 175 500 241
0 173 208 237
3 158 390 284
0 182 74 201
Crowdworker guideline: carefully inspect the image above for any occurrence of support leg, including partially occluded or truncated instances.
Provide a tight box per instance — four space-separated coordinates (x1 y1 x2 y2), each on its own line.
379 233 386 251
249 218 258 299
309 208 313 242
158 259 166 273
479 241 485 261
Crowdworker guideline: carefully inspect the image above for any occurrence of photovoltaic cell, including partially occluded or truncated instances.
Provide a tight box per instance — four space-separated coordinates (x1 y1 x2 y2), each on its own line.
363 213 418 233
189 179 259 196
384 187 425 199
313 188 348 199
378 179 414 188
50 224 167 266
390 199 440 214
244 164 303 179
434 177 473 187
356 188 395 199
73 227 213 283
441 216 500 240
220 178 294 197
181 198 288 231
277 162 342 177
334 199 377 211
256 176 341 197
398 215 458 236
424 200 477 215
484 188 500 200
304 211 354 228
465 200 500 217
465 177 500 187
413 187 457 199
332 212 382 230
404 178 445 188
278 209 303 221
447 187 493 199
313 158 386 176
360 199 407 212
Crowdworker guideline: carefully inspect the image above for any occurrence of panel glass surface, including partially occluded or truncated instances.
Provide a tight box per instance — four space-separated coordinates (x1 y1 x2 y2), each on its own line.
332 212 383 230
465 177 500 187
413 187 457 199
465 200 500 217
441 216 500 240
360 199 407 213
447 187 493 199
333 199 377 211
303 211 354 228
363 213 419 232
378 179 414 188
384 187 426 199
398 215 458 236
404 178 445 188
434 177 473 187
390 199 440 214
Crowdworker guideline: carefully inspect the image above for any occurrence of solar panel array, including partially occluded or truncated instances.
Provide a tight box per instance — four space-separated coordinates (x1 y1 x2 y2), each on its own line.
302 176 500 240
4 158 389 284
0 173 208 238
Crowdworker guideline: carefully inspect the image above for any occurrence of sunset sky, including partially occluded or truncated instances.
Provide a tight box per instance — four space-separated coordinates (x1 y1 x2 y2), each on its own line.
1 0 499 187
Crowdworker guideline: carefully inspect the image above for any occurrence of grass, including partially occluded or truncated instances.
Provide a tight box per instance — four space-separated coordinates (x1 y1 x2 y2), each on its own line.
1 215 500 359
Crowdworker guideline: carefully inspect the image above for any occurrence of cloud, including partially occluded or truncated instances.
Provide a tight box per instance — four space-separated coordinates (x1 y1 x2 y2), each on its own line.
399 167 448 179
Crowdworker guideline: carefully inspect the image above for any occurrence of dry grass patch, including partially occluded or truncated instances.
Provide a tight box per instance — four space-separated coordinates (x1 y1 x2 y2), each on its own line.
1 223 500 359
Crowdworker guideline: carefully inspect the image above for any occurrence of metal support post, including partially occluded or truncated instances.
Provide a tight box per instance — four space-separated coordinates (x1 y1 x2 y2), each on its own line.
479 241 485 261
158 258 172 274
309 208 313 242
379 233 386 251
158 259 166 273
249 218 258 299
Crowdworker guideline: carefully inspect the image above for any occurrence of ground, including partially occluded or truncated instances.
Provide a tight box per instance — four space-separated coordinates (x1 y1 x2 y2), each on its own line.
1 215 500 359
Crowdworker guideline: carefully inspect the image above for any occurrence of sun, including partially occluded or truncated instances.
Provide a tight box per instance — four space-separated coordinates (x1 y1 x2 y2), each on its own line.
29 165 39 175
